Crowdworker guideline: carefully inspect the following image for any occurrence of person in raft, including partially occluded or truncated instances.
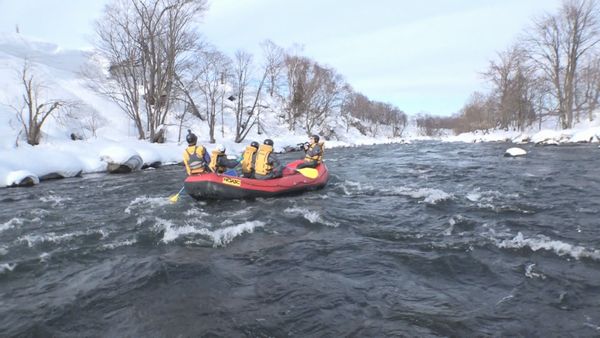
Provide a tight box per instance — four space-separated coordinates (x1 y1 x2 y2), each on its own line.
208 144 239 174
240 141 259 178
297 134 324 169
254 139 284 180
183 130 210 175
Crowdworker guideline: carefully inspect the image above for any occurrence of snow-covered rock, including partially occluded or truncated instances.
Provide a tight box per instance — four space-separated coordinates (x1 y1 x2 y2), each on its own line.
570 127 600 143
531 130 566 145
2 169 39 187
512 134 530 144
133 145 162 168
504 147 527 157
99 146 144 173
106 154 143 173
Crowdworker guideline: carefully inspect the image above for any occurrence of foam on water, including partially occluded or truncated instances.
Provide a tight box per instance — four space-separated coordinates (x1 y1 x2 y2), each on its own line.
466 188 531 213
39 194 72 207
339 180 376 195
39 252 50 263
390 186 453 205
199 221 265 247
465 188 519 202
525 263 546 280
0 262 16 274
101 238 137 250
497 232 600 261
284 207 339 227
160 220 200 243
29 208 50 219
0 217 23 232
184 209 209 217
18 229 108 247
125 196 172 214
157 217 265 247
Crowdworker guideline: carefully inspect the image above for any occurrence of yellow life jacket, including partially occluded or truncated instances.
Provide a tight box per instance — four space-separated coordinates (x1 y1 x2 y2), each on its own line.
254 144 273 176
209 149 226 174
241 145 258 175
184 145 207 175
304 141 324 163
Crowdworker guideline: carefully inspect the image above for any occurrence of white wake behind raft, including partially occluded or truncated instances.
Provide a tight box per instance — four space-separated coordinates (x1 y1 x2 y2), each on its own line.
504 147 527 157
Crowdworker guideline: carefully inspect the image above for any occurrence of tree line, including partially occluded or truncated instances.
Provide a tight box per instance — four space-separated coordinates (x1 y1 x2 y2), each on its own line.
85 0 407 144
417 0 600 136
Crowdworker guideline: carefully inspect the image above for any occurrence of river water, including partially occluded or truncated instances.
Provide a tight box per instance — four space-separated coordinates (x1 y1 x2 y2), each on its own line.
1 142 599 337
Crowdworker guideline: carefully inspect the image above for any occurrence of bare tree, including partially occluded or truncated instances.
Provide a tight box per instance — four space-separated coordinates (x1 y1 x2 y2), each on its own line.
91 0 207 142
9 61 75 145
192 48 231 143
575 54 600 121
58 104 107 139
339 84 356 132
527 0 600 129
231 50 267 143
454 92 496 134
484 45 538 131
303 64 344 135
282 54 343 133
260 39 285 98
387 106 408 137
283 54 310 130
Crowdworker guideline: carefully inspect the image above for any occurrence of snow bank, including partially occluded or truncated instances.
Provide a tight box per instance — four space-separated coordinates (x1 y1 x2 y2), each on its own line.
570 127 600 143
444 121 600 146
0 138 184 187
440 111 600 145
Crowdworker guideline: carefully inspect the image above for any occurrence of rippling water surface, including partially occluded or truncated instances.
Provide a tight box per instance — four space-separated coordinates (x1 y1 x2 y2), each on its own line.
1 142 600 336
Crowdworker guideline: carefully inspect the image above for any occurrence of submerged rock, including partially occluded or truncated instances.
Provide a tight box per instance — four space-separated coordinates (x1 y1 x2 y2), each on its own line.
141 161 161 170
39 170 83 181
504 147 527 157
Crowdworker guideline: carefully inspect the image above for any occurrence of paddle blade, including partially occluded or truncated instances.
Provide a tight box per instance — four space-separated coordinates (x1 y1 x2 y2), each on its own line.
169 193 180 203
296 168 318 179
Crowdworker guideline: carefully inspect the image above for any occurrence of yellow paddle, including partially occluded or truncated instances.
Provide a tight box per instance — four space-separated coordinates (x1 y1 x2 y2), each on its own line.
169 186 185 203
295 167 318 179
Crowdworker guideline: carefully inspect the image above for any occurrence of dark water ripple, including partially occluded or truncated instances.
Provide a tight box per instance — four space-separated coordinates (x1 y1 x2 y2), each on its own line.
1 142 600 336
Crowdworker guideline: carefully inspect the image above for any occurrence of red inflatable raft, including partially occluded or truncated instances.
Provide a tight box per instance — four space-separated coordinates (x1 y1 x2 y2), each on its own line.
183 160 329 200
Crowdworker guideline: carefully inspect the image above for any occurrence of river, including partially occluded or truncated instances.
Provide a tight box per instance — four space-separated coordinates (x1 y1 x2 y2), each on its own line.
1 142 599 337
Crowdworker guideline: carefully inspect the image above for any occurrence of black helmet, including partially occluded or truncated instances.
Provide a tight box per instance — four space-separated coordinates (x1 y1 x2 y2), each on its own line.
311 134 320 143
250 141 259 148
186 129 197 145
264 139 274 146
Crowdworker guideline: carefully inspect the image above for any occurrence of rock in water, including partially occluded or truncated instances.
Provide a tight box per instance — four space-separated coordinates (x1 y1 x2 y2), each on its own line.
107 155 143 173
5 170 40 187
504 147 527 157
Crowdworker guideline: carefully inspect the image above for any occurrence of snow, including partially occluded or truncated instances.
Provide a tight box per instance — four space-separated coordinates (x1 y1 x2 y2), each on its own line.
3 169 39 187
504 147 527 157
2 33 600 188
444 110 600 145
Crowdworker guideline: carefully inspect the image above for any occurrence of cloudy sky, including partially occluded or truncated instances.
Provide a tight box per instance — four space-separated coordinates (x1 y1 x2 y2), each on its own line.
0 0 563 116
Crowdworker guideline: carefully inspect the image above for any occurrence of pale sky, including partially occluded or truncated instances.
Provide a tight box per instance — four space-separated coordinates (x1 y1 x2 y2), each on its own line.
0 0 563 116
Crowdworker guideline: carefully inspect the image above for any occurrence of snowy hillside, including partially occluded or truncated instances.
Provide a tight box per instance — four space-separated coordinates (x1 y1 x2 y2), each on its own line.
0 33 409 187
